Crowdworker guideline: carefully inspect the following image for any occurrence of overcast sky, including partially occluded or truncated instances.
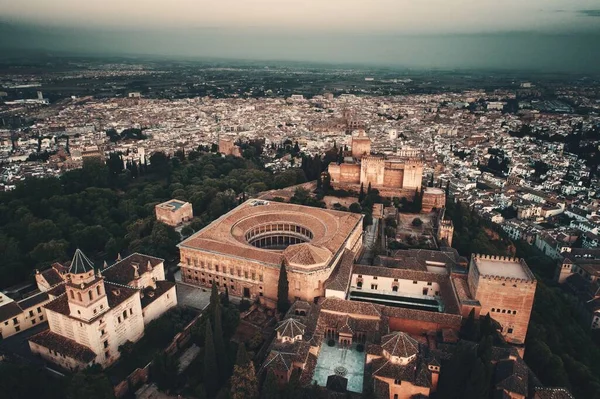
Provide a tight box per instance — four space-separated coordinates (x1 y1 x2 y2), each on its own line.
1 0 599 72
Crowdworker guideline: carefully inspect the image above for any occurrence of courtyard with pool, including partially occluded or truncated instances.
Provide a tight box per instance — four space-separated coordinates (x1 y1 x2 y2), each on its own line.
312 342 366 393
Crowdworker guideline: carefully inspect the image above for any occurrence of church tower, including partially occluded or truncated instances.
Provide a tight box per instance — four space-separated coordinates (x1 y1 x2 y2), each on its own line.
66 249 109 321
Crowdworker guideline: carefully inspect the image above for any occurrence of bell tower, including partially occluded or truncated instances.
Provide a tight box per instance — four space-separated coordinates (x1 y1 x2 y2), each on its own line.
66 249 109 321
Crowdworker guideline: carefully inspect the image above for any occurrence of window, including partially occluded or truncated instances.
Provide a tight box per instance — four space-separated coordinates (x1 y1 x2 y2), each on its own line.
15 326 20 332
259 274 264 282
393 278 398 282
502 309 506 313
357 281 363 289
373 276 378 280
100 304 104 310
12 318 18 325
427 282 432 286
129 309 133 315
97 286 101 296
40 316 44 321
513 310 517 315
371 284 378 290
105 351 110 359
93 309 97 314
77 292 82 301
37 307 42 314
118 316 122 323
231 285 235 290
230 268 234 275
70 290 75 299
186 257 190 265
392 286 398 292
491 308 496 312
103 340 109 348
252 272 256 281
215 265 219 272
244 271 249 279
123 310 128 320
32 319 36 325
101 329 105 336
413 281 417 284
29 310 34 317
507 328 514 334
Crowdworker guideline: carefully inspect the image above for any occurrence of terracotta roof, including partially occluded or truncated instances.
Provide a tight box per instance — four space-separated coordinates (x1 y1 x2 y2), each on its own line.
178 200 362 270
68 249 95 274
324 249 355 292
17 291 49 310
0 301 22 322
320 297 381 317
275 318 306 338
40 268 64 286
381 331 419 358
141 280 176 309
103 253 164 285
494 359 529 397
533 388 575 399
29 329 96 363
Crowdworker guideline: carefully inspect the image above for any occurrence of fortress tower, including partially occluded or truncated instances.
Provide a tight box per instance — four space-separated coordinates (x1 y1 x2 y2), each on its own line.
360 156 385 186
402 160 424 190
437 219 454 247
351 130 371 159
467 255 537 346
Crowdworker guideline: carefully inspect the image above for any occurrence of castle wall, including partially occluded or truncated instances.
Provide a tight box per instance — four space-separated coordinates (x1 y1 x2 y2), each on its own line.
402 162 424 190
383 168 404 188
328 163 361 184
361 157 385 186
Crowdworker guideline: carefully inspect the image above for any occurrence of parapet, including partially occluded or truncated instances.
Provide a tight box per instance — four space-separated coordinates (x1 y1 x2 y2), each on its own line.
471 254 536 284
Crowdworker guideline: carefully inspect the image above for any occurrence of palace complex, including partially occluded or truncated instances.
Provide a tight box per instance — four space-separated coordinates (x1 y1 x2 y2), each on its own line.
327 130 424 198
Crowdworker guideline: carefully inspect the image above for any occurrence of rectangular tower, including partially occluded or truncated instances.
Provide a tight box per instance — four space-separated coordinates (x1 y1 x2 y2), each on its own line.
467 254 537 346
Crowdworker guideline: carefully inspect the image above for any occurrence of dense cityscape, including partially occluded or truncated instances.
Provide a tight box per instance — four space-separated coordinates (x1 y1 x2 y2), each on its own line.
2 0 600 397
0 56 599 399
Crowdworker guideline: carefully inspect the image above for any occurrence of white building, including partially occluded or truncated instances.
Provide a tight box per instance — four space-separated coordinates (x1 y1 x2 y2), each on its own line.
28 250 177 370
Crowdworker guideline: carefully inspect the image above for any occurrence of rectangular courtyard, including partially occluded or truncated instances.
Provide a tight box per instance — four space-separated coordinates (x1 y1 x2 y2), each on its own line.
312 342 365 393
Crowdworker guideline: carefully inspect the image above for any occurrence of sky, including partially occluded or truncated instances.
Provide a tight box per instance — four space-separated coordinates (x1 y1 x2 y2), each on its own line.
1 0 599 72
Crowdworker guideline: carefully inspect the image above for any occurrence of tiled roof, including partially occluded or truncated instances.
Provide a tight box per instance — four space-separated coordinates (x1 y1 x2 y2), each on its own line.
380 331 419 358
320 297 381 317
0 301 23 322
178 201 362 270
275 318 306 338
29 329 96 363
41 267 64 286
68 249 95 274
140 280 176 309
533 388 575 399
17 291 49 310
103 253 164 285
324 249 355 292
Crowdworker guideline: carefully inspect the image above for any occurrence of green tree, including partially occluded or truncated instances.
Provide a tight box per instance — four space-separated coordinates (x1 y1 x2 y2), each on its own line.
204 320 219 397
261 369 280 399
151 352 179 392
277 260 290 314
66 366 115 399
214 298 230 383
230 344 258 399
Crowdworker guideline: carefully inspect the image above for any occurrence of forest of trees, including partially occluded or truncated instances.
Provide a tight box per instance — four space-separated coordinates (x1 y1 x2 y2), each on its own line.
0 149 308 289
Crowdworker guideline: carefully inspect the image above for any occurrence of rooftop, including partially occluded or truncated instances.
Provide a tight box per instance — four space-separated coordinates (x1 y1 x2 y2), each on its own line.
472 255 534 281
178 200 362 270
157 199 189 212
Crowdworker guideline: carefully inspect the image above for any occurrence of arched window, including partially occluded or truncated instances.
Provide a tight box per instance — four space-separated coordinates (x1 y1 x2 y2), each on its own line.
77 292 82 301
70 290 75 299
97 286 101 296
88 291 93 301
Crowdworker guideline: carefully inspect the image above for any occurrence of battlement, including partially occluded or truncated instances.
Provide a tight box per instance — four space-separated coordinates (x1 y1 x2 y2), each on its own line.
440 220 453 227
472 254 536 283
362 156 385 164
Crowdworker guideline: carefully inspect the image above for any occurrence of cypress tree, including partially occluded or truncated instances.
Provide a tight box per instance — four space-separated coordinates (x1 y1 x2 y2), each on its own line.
223 286 230 307
230 344 258 399
203 320 219 397
209 282 220 316
462 308 479 341
277 260 290 314
261 370 280 399
359 183 365 203
214 301 229 383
